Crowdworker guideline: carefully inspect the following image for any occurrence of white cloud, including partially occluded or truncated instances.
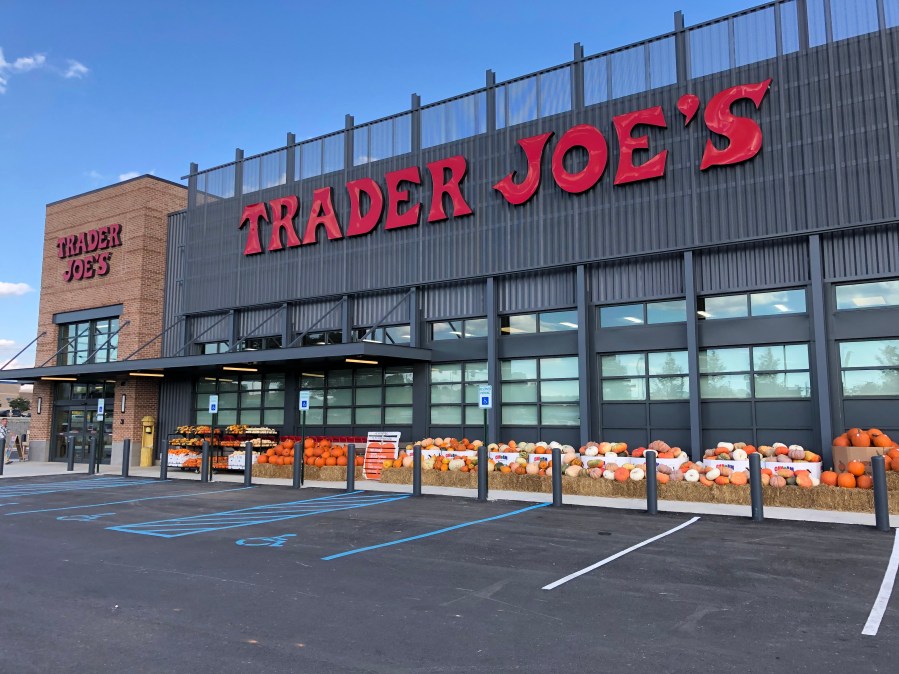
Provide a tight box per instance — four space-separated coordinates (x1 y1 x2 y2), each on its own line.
64 60 89 79
0 282 34 297
85 169 104 180
0 339 14 348
118 171 140 181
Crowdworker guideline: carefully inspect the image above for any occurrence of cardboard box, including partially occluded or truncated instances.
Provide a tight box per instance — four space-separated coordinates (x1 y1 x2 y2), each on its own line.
831 446 887 475
628 455 689 470
762 460 822 479
528 453 554 463
489 452 521 464
703 459 751 473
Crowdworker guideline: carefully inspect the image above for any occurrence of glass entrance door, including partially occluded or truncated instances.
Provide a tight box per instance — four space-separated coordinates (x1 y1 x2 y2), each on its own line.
53 404 113 464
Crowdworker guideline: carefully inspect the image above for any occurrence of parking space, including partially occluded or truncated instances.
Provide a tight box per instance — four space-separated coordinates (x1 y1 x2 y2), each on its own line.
1 474 897 672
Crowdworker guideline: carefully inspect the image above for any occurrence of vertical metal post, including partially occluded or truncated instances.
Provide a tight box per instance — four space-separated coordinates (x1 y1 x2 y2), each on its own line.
809 235 835 468
646 450 658 515
749 453 764 522
412 445 421 497
684 251 702 461
576 265 593 446
347 444 356 493
552 446 563 507
872 455 890 532
292 437 302 490
87 436 97 476
296 412 306 489
121 439 131 478
483 408 488 447
477 445 488 502
67 435 76 472
200 440 210 483
160 435 169 481
244 440 253 487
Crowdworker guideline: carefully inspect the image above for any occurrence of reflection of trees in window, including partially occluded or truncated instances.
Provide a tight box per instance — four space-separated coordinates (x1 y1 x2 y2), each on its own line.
649 354 688 400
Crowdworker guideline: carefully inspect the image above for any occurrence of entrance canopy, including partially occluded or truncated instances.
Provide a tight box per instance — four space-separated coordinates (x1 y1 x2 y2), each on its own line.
3 342 432 382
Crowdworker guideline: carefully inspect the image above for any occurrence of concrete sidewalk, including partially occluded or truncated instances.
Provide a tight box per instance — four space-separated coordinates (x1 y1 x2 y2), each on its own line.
0 460 91 478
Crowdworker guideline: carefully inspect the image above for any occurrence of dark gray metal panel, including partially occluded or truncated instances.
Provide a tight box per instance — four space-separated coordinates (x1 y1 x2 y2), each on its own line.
429 339 488 362
189 313 230 343
422 282 486 319
162 211 187 358
822 225 899 280
158 378 192 442
831 306 899 339
53 304 123 325
497 333 579 358
353 292 407 327
237 306 280 336
590 256 684 303
648 402 690 427
695 240 810 293
698 314 810 347
701 401 754 426
595 324 688 353
754 400 814 428
497 269 576 313
292 299 342 333
601 403 647 427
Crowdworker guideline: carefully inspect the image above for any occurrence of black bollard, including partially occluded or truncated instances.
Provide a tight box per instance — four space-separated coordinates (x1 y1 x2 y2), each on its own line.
646 450 658 515
244 441 253 487
160 438 169 481
122 439 131 478
87 436 97 476
872 455 890 532
412 445 421 497
477 445 488 502
749 452 764 522
347 444 356 493
67 435 76 472
552 446 563 507
292 439 302 490
200 440 210 483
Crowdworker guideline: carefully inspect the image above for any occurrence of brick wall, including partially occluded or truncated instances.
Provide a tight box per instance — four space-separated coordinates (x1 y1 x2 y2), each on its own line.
30 177 186 448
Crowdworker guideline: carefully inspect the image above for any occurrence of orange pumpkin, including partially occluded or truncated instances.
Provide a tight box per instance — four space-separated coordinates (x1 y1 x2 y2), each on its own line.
847 460 866 477
614 467 630 482
832 435 850 447
656 472 670 484
304 438 315 449
873 434 894 448
337 456 348 466
856 474 874 489
850 432 871 448
837 472 856 488
258 454 268 464
821 470 838 486
730 472 748 486
283 439 295 450
795 474 813 489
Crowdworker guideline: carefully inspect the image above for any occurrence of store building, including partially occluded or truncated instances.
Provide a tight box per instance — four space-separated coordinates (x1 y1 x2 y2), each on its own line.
7 0 899 467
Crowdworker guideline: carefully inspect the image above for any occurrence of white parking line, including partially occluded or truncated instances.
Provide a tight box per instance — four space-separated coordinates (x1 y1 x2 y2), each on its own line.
542 517 700 590
863 529 899 636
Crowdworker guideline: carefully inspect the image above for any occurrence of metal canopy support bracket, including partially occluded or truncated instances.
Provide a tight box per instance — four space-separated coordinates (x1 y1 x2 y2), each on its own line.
227 305 286 353
341 295 354 345
39 324 92 368
174 313 230 357
359 290 414 343
84 320 130 364
287 298 346 349
0 331 46 371
124 316 185 361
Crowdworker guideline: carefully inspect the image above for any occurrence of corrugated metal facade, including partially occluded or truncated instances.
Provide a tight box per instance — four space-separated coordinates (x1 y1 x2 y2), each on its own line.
161 211 187 356
589 256 684 303
695 240 811 293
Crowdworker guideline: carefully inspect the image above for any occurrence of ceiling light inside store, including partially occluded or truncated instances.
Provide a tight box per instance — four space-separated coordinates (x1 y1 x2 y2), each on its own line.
346 358 378 365
501 327 525 334
362 339 380 344
450 331 463 336
41 376 77 381
623 316 643 324
773 304 789 312
853 296 886 307
129 372 164 378
697 310 711 318
223 366 257 372
301 372 325 378
560 322 579 329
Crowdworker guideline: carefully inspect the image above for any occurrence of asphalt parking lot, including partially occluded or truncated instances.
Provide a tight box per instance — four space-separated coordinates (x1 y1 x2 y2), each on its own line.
1 474 897 673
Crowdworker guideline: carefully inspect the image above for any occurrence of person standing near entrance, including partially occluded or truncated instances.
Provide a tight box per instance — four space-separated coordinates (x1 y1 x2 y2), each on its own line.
1 418 10 464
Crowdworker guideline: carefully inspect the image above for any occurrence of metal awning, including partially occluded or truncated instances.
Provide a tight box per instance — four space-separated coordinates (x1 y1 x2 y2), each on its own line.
3 342 432 382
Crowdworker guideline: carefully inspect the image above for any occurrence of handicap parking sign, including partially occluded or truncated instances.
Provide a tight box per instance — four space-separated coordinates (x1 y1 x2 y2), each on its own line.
299 390 311 412
208 394 219 414
478 385 493 409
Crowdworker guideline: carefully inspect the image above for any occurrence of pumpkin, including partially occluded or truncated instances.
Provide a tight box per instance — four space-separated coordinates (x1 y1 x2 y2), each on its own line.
705 468 721 481
847 460 865 477
684 469 700 483
657 464 673 475
714 476 730 486
656 472 670 484
448 459 466 472
795 473 813 489
732 449 748 461
850 432 871 448
856 474 874 490
730 471 748 486
602 469 616 480
832 434 850 447
698 476 714 487
587 467 603 479
874 434 894 448
788 448 806 461
776 468 794 479
584 445 600 457
648 440 671 452
669 470 684 482
630 468 645 481
768 475 787 488
526 463 539 476
612 467 629 482
888 448 899 463
564 465 581 477
821 470 838 486
402 455 414 468
837 472 857 488
258 454 268 464
717 442 735 451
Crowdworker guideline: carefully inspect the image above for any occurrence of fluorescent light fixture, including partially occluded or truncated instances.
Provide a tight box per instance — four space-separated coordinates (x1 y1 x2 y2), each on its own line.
301 372 325 378
37 397 42 415
223 366 257 372
623 316 643 324
203 377 218 381
129 372 164 378
346 358 378 365
40 376 77 381
697 310 711 318
362 338 381 344
121 393 126 414
559 322 579 329
853 296 886 307
773 304 789 312
501 327 526 334
450 331 463 336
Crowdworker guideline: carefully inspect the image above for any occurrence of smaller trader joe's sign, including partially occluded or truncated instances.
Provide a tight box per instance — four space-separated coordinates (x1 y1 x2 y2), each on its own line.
57 223 122 282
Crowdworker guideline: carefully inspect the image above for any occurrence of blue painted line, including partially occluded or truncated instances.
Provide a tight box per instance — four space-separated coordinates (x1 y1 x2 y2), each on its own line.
108 491 410 538
0 503 18 507
0 478 159 499
5 486 254 516
322 502 552 560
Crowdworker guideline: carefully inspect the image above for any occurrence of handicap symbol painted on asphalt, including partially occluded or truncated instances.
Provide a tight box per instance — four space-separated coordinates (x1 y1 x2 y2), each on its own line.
236 533 296 548
57 512 116 522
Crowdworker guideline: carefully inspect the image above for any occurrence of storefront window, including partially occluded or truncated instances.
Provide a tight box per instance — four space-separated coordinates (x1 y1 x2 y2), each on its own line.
699 344 811 399
300 367 414 426
356 325 411 345
57 318 119 365
431 317 488 340
194 373 285 426
500 310 578 335
601 351 689 401
599 300 687 327
500 356 580 426
835 279 899 310
840 339 899 397
698 289 806 319
430 362 488 425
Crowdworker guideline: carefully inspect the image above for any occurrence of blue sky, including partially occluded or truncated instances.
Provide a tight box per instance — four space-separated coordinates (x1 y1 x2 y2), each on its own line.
0 0 752 370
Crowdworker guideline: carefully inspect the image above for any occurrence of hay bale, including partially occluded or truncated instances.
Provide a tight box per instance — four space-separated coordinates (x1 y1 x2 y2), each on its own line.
252 464 362 481
887 472 899 492
490 472 550 493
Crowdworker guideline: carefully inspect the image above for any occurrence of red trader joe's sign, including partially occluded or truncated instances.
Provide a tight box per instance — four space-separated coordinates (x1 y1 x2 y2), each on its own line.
239 79 771 256
57 223 122 282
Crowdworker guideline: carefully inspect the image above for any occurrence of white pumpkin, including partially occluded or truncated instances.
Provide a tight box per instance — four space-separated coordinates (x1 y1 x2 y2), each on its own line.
584 445 600 457
602 469 616 480
603 452 619 462
448 459 466 472
561 444 575 453
717 442 735 451
773 442 787 449
561 453 576 465
629 468 645 481
810 476 820 487
705 468 721 481
565 465 582 477
684 469 700 483
732 449 748 461
788 444 804 453
526 463 539 475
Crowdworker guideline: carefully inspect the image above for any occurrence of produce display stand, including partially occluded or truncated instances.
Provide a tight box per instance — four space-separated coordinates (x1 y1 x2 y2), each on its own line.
167 425 278 473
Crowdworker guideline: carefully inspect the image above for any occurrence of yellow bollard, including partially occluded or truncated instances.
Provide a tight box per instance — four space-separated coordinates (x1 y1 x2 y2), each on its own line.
140 415 156 467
